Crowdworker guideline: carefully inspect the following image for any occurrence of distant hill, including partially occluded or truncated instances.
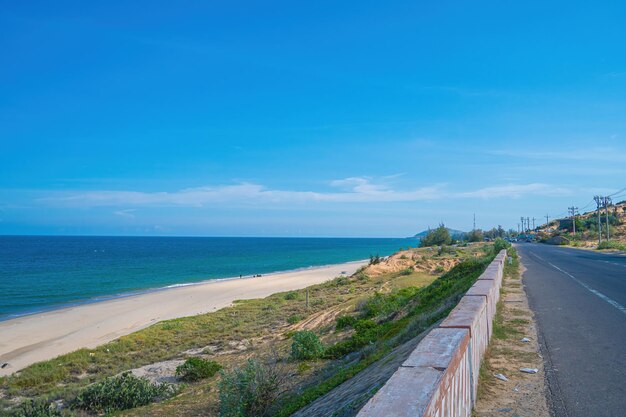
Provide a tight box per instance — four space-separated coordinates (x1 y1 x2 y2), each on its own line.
413 228 466 240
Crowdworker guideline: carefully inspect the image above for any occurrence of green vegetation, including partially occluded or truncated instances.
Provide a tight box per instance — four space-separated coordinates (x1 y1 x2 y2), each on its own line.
335 315 357 330
327 257 491 358
597 240 626 250
72 373 174 414
287 314 303 324
368 254 382 265
492 237 510 254
419 224 452 247
466 229 484 242
218 359 284 417
283 291 299 301
437 245 457 256
10 400 72 417
290 331 324 360
175 358 222 382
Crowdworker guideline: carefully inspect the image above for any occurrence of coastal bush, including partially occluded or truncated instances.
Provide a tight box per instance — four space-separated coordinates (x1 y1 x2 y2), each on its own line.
290 331 324 360
331 276 350 286
11 400 72 417
72 372 174 414
358 287 420 319
176 358 222 382
283 291 299 301
369 254 382 265
437 245 456 256
355 271 369 282
399 267 413 276
218 359 284 417
335 315 357 330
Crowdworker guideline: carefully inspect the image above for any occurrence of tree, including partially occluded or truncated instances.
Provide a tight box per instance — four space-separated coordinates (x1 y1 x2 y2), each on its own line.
420 224 452 247
466 229 483 242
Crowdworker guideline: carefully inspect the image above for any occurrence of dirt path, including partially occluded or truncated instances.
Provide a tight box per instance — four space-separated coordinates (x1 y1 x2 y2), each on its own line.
473 253 550 417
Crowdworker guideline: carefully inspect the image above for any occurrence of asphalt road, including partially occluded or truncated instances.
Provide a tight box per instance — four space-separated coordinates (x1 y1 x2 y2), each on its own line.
516 243 626 417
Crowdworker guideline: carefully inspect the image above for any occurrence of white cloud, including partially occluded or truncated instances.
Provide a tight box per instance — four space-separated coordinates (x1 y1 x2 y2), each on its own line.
35 177 571 208
457 183 571 199
490 147 626 163
114 209 137 219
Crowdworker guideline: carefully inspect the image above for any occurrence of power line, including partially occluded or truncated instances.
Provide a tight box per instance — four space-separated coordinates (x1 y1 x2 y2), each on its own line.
608 187 626 197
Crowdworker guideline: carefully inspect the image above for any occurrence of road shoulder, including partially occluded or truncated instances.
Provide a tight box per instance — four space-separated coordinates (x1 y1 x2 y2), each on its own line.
473 249 550 417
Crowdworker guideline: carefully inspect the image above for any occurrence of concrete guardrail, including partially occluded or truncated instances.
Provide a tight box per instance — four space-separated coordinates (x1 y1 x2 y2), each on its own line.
358 250 507 417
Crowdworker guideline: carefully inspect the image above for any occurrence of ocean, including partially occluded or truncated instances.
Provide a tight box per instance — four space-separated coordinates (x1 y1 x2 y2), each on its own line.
0 236 415 321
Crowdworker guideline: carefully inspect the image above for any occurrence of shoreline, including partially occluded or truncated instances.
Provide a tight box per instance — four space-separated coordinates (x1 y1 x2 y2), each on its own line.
0 260 368 323
0 260 367 376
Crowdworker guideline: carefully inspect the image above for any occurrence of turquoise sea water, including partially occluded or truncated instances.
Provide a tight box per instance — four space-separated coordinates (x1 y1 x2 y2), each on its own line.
0 236 416 321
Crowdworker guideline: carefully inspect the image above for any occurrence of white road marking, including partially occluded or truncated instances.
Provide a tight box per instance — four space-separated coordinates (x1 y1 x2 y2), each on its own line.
547 262 626 316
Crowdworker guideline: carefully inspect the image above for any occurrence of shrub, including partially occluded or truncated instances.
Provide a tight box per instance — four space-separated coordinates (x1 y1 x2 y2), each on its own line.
332 276 350 286
335 315 357 330
283 291 299 301
290 331 324 360
176 358 222 382
358 287 420 318
12 400 72 417
437 245 456 256
597 241 626 250
287 315 303 324
399 267 413 276
355 271 369 282
218 359 284 417
369 254 382 265
493 238 510 254
72 372 174 413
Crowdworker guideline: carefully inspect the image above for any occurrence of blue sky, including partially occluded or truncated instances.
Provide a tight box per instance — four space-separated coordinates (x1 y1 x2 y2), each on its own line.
1 0 626 237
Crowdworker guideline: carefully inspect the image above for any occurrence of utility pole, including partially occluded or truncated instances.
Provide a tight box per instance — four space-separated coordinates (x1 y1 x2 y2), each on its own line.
545 214 550 227
603 197 612 240
517 223 520 234
473 213 476 231
532 217 536 230
526 217 530 232
520 217 525 234
568 206 578 234
594 196 603 244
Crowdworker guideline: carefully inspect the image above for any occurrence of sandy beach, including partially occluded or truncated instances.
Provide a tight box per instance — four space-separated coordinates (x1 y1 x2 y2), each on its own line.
0 260 366 376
